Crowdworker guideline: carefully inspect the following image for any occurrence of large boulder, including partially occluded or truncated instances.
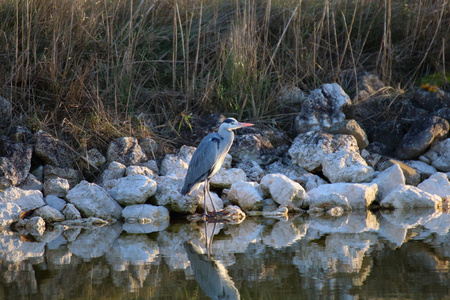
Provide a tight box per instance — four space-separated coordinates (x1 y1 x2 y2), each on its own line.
43 178 70 197
328 119 369 149
0 187 44 211
395 116 449 159
104 175 157 206
288 131 359 171
308 183 378 210
229 133 278 165
43 165 80 188
106 137 147 165
99 161 126 184
260 174 309 209
294 83 351 133
34 130 75 168
160 153 189 178
322 151 375 183
31 205 65 223
380 185 443 209
66 181 122 220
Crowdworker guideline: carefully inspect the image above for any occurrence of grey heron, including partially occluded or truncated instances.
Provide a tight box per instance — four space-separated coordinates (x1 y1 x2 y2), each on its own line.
181 117 254 215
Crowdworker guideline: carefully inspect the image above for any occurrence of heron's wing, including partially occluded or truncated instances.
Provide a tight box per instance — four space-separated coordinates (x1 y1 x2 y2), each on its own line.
181 133 221 195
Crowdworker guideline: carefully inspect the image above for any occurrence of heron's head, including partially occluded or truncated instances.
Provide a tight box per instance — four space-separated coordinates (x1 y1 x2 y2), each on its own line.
221 118 254 131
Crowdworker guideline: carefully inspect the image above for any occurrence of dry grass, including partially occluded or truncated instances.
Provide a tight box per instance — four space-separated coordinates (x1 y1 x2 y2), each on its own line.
0 0 448 153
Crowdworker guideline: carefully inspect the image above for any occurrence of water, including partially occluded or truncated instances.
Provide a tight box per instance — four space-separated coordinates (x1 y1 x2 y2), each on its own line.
1 209 449 299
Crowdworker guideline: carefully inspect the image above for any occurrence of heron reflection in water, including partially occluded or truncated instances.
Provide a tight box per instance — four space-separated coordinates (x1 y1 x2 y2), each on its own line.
184 238 240 300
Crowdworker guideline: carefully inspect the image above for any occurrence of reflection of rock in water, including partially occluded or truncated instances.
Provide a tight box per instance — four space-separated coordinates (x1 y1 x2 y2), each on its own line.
184 242 240 300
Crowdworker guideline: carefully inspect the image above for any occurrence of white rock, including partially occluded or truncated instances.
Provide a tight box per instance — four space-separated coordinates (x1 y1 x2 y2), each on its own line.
32 205 65 223
0 202 21 227
322 151 375 183
125 165 157 178
260 174 309 208
154 176 199 213
44 195 66 211
43 178 70 197
160 154 188 178
20 173 43 191
371 164 405 199
308 192 351 212
307 183 378 210
104 175 157 206
66 180 123 219
417 172 450 198
141 160 159 174
210 168 247 188
404 160 437 178
0 187 44 211
265 161 327 191
288 131 359 171
62 203 82 220
228 181 264 211
423 138 450 172
100 161 126 183
381 185 443 209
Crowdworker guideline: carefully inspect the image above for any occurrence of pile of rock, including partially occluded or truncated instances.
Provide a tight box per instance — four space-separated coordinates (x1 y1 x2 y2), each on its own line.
0 78 449 235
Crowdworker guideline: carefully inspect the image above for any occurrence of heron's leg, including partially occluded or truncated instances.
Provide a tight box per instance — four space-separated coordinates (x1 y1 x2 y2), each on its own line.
203 180 208 214
205 178 217 214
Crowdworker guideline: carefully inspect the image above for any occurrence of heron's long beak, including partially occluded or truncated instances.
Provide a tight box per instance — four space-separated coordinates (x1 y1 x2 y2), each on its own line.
237 122 254 127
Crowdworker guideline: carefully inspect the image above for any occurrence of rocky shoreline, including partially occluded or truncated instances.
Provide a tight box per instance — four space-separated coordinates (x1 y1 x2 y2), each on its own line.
0 74 449 234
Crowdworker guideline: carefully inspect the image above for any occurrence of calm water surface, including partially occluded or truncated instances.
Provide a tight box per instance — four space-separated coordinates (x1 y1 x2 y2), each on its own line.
1 209 449 299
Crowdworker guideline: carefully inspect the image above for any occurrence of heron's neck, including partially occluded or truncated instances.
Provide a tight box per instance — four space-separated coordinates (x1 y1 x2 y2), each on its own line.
218 127 234 143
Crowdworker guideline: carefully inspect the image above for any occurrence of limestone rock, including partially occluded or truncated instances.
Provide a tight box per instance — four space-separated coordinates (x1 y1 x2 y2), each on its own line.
139 137 160 160
79 148 106 170
288 131 359 171
229 133 278 165
328 119 369 149
403 160 437 179
260 174 309 209
100 161 126 183
308 183 378 210
125 165 157 178
43 178 70 197
0 202 21 227
44 165 80 188
62 203 82 220
294 83 351 133
44 195 66 211
197 189 224 213
154 176 199 214
322 151 375 183
236 160 265 182
378 159 421 186
210 168 247 188
381 185 442 209
371 164 405 199
395 116 449 159
228 181 264 211
0 187 44 211
308 192 351 213
66 180 122 220
160 153 188 178
0 138 33 188
32 205 65 223
417 172 450 198
104 175 157 206
20 174 43 191
34 130 75 168
422 138 450 172
107 137 147 165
